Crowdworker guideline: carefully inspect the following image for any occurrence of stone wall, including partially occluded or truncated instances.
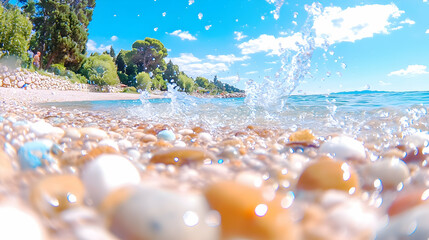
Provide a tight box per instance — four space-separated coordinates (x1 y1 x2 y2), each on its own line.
0 66 122 93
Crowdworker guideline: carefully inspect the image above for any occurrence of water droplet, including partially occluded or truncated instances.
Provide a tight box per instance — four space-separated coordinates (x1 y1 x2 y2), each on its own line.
261 16 265 20
281 191 295 208
198 13 203 20
67 193 77 203
421 189 429 201
154 27 158 32
205 25 212 30
183 211 199 227
162 12 166 17
218 159 224 164
341 63 347 69
254 204 268 217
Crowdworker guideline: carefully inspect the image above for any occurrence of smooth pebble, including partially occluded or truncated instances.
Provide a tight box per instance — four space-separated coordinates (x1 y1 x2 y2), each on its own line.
80 154 141 205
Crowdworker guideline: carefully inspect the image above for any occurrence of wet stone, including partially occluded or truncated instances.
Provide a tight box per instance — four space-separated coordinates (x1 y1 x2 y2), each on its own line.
18 140 54 170
204 181 296 240
105 186 219 240
30 175 85 216
288 129 316 143
140 134 157 143
388 188 429 216
0 204 46 240
80 154 141 205
80 128 108 140
150 147 216 166
319 136 366 161
361 157 409 190
157 129 176 142
296 158 360 194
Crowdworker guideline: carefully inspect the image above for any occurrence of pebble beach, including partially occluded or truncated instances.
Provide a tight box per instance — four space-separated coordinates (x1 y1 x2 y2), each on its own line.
1 80 429 239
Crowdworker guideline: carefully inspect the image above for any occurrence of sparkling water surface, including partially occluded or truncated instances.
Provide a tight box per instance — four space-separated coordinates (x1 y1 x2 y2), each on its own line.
42 90 429 141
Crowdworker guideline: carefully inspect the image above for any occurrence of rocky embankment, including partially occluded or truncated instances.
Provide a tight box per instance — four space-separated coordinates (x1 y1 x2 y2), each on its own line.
0 66 121 93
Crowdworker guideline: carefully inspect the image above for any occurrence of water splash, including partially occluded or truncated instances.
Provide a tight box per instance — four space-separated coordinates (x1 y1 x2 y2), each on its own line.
245 3 324 112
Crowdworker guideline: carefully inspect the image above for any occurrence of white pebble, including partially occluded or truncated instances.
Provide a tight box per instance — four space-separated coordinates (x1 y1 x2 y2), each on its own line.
319 136 366 160
362 158 409 189
404 132 429 148
198 132 213 143
109 187 219 240
0 204 45 240
80 154 141 205
80 128 108 140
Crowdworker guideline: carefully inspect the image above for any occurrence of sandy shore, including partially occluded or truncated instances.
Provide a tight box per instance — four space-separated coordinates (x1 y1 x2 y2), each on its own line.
0 87 165 104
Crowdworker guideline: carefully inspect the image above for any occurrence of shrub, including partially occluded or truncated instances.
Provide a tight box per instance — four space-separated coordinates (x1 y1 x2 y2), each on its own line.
136 72 151 91
49 63 66 76
122 87 137 93
79 54 119 85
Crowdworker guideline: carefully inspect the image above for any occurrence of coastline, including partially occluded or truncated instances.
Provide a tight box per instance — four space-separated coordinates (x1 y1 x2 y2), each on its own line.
0 87 164 105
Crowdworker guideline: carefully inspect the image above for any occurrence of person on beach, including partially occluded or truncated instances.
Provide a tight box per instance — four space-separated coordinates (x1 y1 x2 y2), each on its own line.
33 52 41 69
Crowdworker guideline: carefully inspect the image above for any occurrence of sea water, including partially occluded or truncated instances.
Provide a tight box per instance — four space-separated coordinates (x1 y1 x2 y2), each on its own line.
42 90 429 138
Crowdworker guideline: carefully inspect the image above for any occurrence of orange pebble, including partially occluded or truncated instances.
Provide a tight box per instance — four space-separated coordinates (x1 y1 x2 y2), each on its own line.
150 147 215 166
78 146 118 166
289 129 316 143
388 188 429 216
297 159 360 194
204 181 296 240
30 175 85 216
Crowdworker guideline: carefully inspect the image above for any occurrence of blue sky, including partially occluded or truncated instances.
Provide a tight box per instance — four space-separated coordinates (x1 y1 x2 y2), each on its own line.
86 0 429 94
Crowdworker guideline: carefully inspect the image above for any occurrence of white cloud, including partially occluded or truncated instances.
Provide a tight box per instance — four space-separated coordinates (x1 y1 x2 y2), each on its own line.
400 18 415 25
168 53 228 77
238 33 305 55
379 80 391 86
234 31 248 41
266 61 277 64
87 40 111 53
264 68 273 72
219 76 242 82
388 65 429 77
110 36 118 42
168 53 201 65
424 0 428 2
246 71 258 74
169 30 197 41
206 54 249 63
426 29 429 34
241 63 249 67
313 4 404 45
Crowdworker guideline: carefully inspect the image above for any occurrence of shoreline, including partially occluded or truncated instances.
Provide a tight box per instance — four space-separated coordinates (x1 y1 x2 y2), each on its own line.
0 87 165 104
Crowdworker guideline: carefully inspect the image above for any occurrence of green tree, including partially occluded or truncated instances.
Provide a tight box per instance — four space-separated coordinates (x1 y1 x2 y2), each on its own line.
163 60 179 84
109 46 116 60
29 0 95 70
125 64 137 87
136 72 151 91
130 38 168 73
79 53 119 86
195 77 209 89
0 5 32 58
115 50 127 73
152 74 167 90
177 72 195 93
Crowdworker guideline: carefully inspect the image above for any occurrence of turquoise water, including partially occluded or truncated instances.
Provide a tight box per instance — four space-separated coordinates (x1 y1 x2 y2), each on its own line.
43 90 429 138
44 90 429 111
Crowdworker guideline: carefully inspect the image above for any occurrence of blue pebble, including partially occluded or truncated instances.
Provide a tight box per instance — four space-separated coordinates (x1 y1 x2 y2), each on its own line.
157 130 176 142
0 116 4 122
218 159 224 164
18 141 53 170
